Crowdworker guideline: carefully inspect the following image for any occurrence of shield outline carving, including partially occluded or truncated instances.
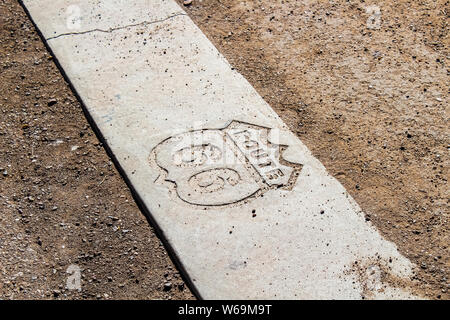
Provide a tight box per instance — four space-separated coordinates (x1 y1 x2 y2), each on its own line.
149 120 303 208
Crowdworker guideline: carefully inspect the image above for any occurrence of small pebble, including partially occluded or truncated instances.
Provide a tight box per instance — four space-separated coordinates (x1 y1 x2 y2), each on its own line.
47 98 57 106
163 282 172 291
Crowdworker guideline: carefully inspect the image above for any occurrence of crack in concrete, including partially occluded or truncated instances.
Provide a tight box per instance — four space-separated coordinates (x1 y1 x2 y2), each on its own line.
46 12 187 40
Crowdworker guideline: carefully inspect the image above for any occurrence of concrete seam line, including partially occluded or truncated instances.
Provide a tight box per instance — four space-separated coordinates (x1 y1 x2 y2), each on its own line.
46 13 187 41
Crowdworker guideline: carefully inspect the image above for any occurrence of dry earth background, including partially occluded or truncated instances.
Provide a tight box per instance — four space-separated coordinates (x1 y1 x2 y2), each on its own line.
0 0 448 299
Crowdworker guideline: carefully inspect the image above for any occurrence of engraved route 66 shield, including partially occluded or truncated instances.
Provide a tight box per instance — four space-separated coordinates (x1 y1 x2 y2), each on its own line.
150 121 302 207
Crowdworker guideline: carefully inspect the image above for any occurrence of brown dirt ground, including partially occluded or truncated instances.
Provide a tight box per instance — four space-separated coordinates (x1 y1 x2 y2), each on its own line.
0 0 194 300
178 0 449 299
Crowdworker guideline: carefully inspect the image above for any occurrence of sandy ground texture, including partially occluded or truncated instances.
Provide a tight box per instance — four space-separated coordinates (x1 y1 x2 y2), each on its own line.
0 0 194 299
178 0 449 299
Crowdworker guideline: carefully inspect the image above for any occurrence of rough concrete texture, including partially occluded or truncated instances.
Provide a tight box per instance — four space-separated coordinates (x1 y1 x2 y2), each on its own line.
22 0 424 299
